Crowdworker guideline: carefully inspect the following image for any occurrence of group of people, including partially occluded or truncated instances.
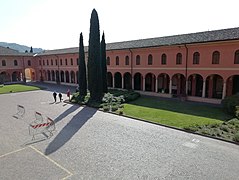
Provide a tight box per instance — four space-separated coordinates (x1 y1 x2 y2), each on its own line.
52 89 71 103
53 92 63 103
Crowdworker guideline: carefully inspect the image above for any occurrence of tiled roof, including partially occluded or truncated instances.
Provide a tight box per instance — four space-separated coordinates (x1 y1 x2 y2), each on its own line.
0 46 33 56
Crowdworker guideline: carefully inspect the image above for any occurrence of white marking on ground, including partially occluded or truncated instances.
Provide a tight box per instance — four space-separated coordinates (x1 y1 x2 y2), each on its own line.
182 142 198 149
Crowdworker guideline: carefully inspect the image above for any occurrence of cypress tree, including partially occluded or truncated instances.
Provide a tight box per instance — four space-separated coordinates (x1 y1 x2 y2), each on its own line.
79 32 87 98
101 32 108 93
30 46 33 53
88 9 102 102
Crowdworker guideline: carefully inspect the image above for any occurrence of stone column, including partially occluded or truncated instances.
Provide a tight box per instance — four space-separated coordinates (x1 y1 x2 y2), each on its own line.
169 79 172 94
132 77 134 90
122 77 124 89
143 77 145 91
222 82 227 99
113 77 115 88
155 78 158 93
185 80 189 95
202 81 206 98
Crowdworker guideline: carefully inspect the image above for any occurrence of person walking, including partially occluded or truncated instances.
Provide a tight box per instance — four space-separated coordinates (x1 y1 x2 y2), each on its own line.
58 92 62 102
53 91 57 102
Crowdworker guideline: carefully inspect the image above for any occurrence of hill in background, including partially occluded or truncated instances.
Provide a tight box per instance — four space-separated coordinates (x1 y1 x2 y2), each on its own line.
0 42 43 53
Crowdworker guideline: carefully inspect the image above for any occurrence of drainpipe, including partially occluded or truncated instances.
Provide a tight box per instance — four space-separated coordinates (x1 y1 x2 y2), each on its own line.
184 44 188 96
129 49 133 89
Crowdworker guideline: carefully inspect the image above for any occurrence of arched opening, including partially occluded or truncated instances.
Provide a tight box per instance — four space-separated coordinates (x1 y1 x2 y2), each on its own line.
0 71 10 83
25 68 36 81
157 73 170 93
43 70 47 81
60 71 65 82
226 75 239 97
65 71 69 83
107 72 113 87
188 74 203 97
56 70 60 83
51 70 55 81
123 72 132 89
70 71 75 83
172 73 186 96
12 71 20 81
145 73 156 92
206 74 223 99
114 72 122 88
47 70 51 81
134 73 142 90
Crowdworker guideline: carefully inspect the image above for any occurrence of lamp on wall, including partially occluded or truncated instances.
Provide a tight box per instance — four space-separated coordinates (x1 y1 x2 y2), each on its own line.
33 53 43 82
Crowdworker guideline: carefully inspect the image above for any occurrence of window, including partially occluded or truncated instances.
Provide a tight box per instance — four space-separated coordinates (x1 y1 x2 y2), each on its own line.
28 60 31 66
43 60 45 66
136 55 140 65
39 60 41 66
176 53 182 64
148 54 153 65
107 57 110 65
193 52 200 64
65 59 68 65
161 54 167 65
2 60 6 66
212 51 220 64
116 56 119 65
71 58 73 65
51 59 53 66
47 59 49 65
76 58 79 65
14 60 18 66
60 59 62 65
55 59 58 66
125 56 129 65
234 50 239 64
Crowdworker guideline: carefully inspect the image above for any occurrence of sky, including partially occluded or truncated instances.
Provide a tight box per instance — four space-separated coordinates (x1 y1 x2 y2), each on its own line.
0 0 239 50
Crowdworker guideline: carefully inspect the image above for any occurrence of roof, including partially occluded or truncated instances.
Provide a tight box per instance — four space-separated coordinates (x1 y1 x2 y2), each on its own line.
5 27 239 56
0 46 33 56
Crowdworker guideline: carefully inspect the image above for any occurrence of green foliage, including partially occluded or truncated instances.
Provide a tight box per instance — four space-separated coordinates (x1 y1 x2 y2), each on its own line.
101 32 108 93
222 93 239 115
235 106 239 119
79 33 87 97
233 132 239 142
88 9 103 102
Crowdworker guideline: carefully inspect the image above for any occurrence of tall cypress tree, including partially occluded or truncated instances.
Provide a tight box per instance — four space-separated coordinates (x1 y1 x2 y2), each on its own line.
79 32 87 98
88 9 102 102
101 32 108 93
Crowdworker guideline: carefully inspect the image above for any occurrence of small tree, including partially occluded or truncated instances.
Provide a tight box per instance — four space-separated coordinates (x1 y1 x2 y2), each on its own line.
101 32 108 93
30 46 33 53
78 33 87 98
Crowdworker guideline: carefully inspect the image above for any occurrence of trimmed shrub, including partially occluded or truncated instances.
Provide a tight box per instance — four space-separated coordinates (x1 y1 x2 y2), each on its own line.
221 93 239 115
233 132 239 142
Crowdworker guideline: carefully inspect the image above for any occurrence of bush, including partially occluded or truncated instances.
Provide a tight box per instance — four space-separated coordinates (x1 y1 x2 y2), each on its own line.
103 105 109 112
233 132 239 142
235 106 239 119
222 93 239 115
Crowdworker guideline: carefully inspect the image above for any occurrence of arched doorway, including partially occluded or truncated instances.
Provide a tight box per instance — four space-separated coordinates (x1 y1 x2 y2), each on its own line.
56 70 60 83
60 71 65 82
51 70 55 81
70 71 75 83
124 72 132 89
134 73 142 90
25 68 36 81
206 74 223 99
145 73 156 92
47 70 51 81
114 72 122 88
226 75 239 96
157 73 170 93
65 71 69 83
12 71 20 81
107 72 113 87
172 73 186 96
188 74 203 97
0 71 10 83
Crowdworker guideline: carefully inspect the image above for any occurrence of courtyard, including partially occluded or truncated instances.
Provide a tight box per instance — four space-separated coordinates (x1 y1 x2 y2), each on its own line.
1 83 239 179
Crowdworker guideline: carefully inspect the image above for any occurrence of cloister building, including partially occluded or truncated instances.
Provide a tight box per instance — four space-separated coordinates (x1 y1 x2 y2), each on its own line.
1 27 239 104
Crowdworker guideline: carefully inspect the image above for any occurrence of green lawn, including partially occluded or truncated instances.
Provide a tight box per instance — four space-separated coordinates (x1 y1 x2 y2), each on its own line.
124 97 231 129
0 84 40 94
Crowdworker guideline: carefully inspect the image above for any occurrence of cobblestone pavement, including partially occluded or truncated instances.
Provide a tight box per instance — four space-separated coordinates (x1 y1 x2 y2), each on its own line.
1 83 239 180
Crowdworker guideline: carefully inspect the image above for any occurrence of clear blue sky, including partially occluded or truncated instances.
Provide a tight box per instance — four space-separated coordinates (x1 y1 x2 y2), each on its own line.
0 0 238 50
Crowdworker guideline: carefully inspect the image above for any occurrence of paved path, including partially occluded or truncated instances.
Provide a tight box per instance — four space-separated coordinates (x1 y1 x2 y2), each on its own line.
1 83 239 179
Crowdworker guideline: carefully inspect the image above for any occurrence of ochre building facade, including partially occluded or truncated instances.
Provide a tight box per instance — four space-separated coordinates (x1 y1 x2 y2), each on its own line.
1 27 239 104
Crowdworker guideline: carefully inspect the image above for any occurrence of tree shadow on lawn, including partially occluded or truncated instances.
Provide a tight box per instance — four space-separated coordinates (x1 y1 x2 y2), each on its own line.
45 106 97 155
127 97 231 121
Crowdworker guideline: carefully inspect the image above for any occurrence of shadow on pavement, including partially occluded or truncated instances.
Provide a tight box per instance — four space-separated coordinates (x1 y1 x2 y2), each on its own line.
45 106 97 155
54 105 79 124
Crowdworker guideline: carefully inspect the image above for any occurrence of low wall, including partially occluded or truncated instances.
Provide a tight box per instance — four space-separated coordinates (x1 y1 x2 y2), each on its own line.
187 96 221 104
